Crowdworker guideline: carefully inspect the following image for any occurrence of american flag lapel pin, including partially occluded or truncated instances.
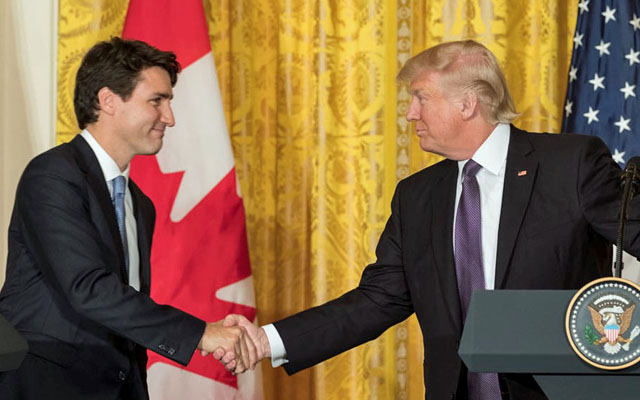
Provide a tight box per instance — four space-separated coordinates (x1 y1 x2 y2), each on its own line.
517 170 527 177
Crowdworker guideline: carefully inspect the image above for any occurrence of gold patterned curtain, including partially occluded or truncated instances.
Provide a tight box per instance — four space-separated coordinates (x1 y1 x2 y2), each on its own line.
57 1 577 399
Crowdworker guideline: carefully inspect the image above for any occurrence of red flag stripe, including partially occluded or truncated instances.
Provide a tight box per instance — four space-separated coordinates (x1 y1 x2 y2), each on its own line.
122 0 210 69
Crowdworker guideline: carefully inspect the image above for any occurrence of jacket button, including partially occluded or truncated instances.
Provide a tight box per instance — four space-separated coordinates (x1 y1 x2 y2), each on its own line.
118 371 127 381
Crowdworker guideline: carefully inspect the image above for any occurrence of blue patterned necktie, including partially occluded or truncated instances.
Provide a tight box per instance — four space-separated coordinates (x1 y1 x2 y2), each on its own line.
112 175 129 271
454 159 501 400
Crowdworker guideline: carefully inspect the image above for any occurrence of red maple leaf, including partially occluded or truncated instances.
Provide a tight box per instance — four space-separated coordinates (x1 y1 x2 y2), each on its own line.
132 155 255 388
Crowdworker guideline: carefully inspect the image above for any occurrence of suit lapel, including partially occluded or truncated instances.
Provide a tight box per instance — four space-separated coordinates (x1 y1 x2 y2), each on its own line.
430 161 463 333
130 181 152 294
495 127 538 288
70 135 129 281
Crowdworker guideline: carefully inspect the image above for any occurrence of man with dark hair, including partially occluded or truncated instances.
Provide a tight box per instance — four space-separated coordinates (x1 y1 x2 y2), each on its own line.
221 40 640 399
73 37 181 130
0 37 256 400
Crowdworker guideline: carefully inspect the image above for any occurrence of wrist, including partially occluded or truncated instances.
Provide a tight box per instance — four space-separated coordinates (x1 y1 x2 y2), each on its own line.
258 327 272 358
198 321 217 351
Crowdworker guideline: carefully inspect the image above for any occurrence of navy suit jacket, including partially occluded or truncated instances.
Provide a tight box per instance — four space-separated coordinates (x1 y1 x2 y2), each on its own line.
0 135 205 400
273 127 640 399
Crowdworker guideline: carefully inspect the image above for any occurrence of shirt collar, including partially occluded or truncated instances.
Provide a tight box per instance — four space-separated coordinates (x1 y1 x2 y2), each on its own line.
81 129 130 183
458 123 510 176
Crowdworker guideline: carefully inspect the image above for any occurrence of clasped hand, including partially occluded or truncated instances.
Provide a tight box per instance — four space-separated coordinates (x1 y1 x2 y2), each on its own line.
197 315 270 374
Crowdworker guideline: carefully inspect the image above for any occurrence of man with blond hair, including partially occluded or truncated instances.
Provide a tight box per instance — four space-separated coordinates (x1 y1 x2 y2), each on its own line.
222 40 638 399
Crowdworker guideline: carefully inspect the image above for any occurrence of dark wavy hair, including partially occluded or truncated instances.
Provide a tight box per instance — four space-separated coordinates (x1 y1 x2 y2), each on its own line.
73 37 181 129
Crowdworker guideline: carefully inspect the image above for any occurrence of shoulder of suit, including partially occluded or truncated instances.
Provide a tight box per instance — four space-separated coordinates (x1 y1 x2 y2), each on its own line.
395 158 456 195
514 128 603 149
21 141 83 182
509 128 610 159
392 130 609 191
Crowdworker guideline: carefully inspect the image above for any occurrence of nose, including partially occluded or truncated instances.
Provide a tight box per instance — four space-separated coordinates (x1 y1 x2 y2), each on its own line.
161 102 175 127
406 97 419 122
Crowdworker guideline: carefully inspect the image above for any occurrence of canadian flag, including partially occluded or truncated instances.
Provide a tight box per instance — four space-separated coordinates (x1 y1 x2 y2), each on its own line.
122 1 263 398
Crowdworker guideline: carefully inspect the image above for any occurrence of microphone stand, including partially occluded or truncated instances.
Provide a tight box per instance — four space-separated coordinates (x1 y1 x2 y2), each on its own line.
616 163 640 278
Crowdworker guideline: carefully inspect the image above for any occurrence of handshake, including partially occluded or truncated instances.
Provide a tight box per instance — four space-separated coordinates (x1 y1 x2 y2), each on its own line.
197 314 270 374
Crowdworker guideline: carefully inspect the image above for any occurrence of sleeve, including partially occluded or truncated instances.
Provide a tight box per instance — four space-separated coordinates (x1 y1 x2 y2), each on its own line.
17 158 205 365
273 182 414 374
577 136 640 257
262 323 289 367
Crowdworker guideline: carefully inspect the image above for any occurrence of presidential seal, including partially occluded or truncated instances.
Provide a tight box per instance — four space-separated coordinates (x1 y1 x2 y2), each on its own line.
566 277 640 370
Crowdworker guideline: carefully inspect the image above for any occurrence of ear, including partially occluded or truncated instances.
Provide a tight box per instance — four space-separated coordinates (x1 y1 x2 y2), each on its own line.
97 86 118 117
459 91 479 120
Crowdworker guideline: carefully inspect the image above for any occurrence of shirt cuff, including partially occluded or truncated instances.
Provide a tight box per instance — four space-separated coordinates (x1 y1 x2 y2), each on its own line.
262 323 289 367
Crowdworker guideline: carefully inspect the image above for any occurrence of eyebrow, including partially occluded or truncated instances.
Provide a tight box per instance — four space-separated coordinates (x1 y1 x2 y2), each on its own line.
154 92 173 100
410 88 429 97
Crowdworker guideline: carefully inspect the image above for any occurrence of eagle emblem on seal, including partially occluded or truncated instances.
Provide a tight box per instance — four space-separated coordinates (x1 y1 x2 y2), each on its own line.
587 294 640 355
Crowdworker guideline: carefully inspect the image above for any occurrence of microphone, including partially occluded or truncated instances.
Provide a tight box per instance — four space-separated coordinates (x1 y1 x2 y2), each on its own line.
620 156 640 197
615 156 640 277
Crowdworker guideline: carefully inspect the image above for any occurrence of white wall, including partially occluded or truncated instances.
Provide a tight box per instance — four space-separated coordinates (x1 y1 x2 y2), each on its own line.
0 0 57 286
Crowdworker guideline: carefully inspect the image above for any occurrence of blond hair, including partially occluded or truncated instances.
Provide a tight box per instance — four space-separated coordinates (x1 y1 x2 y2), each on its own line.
397 40 518 124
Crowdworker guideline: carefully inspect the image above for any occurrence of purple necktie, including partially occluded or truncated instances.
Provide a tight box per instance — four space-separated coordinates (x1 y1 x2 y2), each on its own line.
454 160 502 400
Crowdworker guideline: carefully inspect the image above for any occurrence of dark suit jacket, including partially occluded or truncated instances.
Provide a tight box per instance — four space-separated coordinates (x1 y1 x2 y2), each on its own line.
0 135 205 400
273 127 637 399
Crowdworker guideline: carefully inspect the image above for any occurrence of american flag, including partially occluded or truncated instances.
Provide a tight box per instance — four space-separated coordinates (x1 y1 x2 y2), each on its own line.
562 0 640 165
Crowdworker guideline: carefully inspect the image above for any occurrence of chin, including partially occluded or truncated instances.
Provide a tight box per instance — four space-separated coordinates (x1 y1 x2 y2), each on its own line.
149 145 163 155
418 142 447 158
150 139 164 154
139 144 163 156
418 139 433 153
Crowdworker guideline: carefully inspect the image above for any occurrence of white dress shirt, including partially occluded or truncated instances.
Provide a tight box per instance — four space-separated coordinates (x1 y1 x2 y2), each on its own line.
454 123 510 290
263 124 511 366
81 129 141 291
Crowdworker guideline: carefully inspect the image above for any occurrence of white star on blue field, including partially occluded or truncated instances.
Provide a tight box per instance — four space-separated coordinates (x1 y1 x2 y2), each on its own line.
563 0 640 166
